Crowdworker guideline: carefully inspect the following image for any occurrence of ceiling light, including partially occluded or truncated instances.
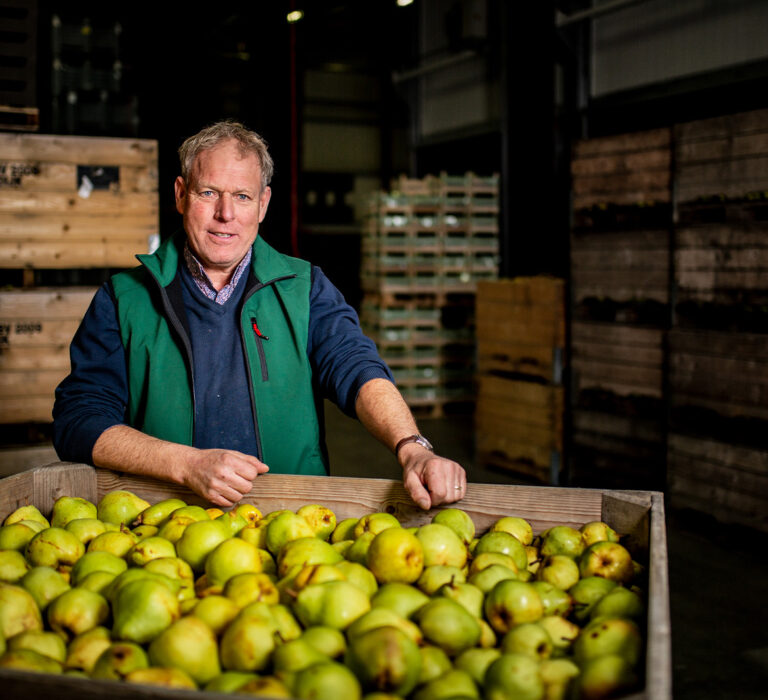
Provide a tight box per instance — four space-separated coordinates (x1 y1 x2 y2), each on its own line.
287 10 304 23
396 0 414 6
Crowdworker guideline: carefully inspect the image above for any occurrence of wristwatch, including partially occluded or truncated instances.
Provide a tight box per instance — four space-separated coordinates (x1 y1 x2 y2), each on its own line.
395 434 434 457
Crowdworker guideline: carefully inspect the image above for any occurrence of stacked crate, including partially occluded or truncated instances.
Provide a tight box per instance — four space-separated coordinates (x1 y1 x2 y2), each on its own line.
361 172 499 416
0 132 158 471
668 108 768 532
0 0 39 131
474 277 565 484
569 128 672 491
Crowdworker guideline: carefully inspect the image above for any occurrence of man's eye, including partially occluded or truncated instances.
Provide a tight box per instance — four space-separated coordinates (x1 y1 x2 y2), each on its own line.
235 193 251 201
200 190 216 198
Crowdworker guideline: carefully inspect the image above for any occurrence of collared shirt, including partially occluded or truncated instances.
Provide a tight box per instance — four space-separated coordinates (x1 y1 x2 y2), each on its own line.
183 243 252 305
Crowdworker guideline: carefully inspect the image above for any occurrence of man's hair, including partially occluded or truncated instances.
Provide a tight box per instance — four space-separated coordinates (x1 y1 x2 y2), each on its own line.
178 120 274 190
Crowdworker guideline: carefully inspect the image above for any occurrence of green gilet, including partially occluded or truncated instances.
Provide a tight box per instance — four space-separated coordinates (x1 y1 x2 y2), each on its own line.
110 233 328 476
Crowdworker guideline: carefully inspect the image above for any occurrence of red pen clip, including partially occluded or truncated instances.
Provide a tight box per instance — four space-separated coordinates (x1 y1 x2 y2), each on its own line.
251 318 269 340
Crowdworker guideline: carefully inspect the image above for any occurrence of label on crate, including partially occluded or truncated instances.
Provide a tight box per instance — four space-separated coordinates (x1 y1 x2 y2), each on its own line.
0 321 44 347
0 162 41 188
76 165 120 192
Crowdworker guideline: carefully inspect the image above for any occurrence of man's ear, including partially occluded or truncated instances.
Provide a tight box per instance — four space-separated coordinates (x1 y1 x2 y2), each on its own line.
258 186 272 223
174 176 187 215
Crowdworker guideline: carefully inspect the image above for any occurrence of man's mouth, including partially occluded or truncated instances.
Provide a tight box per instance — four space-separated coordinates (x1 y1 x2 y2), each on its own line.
210 232 234 239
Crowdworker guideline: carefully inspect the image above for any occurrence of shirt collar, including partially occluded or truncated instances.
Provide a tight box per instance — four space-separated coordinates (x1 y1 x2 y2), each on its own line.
183 243 252 305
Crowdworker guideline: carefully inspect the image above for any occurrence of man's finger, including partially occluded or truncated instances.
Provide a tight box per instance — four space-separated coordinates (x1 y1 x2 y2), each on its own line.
403 470 432 510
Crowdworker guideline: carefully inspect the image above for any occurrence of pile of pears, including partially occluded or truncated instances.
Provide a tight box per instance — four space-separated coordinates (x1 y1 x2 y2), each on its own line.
0 489 647 699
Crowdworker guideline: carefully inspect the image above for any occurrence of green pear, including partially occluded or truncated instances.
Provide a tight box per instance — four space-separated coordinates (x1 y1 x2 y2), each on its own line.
204 537 262 589
51 496 97 528
148 614 221 685
334 560 378 597
131 524 159 541
416 522 468 568
580 520 620 547
417 565 465 595
579 541 635 585
539 657 580 700
46 587 109 640
204 671 259 693
331 539 353 558
417 644 453 685
106 567 180 603
573 617 643 667
216 509 249 536
0 549 30 583
223 571 279 607
413 668 480 700
484 652 544 700
454 647 502 686
26 527 85 569
0 648 63 673
468 551 519 576
536 554 580 590
277 536 343 578
8 629 67 662
133 498 187 527
86 528 136 558
590 584 645 622
529 580 573 617
64 625 112 672
292 563 346 592
297 503 337 540
239 674 294 697
569 576 618 623
478 618 499 648
501 621 554 660
435 580 484 618
219 614 277 672
474 530 529 571
272 637 329 674
353 512 401 539
330 517 359 543
267 602 304 642
416 597 481 656
484 579 543 635
432 508 475 545
125 666 198 689
21 566 70 611
301 625 347 659
143 555 194 582
468 563 518 594
96 489 151 526
345 531 376 565
576 653 639 699
3 504 49 527
65 518 110 545
111 578 180 643
366 527 424 584
0 521 45 551
540 526 585 560
0 582 43 638
293 580 371 630
175 518 231 572
345 625 422 696
91 641 149 680
370 581 429 618
76 570 118 595
537 615 580 655
70 550 128 585
347 607 423 645
265 511 316 556
490 516 534 545
190 595 239 635
293 660 362 700
157 515 198 543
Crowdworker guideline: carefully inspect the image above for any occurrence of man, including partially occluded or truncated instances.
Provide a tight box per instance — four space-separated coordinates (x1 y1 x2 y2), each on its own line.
53 120 466 510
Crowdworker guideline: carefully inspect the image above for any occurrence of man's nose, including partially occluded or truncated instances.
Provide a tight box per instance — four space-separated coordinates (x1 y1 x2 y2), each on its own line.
216 193 235 221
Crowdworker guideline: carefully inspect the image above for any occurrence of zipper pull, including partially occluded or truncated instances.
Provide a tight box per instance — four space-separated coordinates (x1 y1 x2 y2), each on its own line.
251 317 269 340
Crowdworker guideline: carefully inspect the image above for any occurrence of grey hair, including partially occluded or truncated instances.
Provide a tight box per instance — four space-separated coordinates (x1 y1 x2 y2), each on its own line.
178 120 274 190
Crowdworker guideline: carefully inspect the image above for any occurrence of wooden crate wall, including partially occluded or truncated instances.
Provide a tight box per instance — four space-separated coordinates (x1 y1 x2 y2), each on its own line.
569 128 671 491
474 277 565 484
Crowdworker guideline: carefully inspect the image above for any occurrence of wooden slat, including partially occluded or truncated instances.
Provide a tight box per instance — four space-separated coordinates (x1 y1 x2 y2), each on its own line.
572 267 669 304
0 213 158 239
573 127 671 158
571 147 670 177
0 287 95 319
0 133 158 166
676 131 768 164
0 190 158 216
0 445 58 477
674 108 768 143
0 237 149 268
0 162 157 193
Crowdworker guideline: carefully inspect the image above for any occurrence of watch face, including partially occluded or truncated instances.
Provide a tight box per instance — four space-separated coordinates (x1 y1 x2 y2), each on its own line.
417 436 433 451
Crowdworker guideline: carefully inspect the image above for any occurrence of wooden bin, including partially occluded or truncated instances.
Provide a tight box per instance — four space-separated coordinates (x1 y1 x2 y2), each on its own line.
0 463 671 700
0 132 158 269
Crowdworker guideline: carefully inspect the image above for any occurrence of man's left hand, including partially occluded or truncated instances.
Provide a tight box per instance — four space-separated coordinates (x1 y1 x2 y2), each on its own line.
400 445 467 510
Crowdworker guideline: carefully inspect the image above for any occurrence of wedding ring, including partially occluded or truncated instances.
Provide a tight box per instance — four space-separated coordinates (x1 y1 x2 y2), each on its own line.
454 485 462 490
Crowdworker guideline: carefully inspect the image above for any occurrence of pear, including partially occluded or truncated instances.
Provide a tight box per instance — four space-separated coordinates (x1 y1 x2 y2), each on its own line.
70 550 127 585
580 520 621 547
573 617 643 667
417 565 465 595
219 614 277 672
347 607 423 645
234 502 263 526
292 563 347 591
539 658 580 700
569 576 618 623
133 498 187 527
175 518 231 572
536 554 580 590
272 637 329 675
239 674 294 697
91 641 149 680
332 539 353 557
537 615 580 655
293 660 362 700
501 621 554 660
483 652 544 700
204 537 262 589
416 597 481 656
416 523 468 569
432 508 475 545
474 530 528 571
345 625 422 696
8 629 67 663
64 625 112 672
216 509 249 536
468 563 518 594
265 511 316 556
301 625 347 659
417 644 453 685
0 582 43 638
0 648 63 673
21 566 70 611
96 489 151 526
46 587 109 640
454 647 502 686
345 531 376 565
266 602 304 642
468 551 519 576
111 578 180 643
366 527 424 584
370 581 429 619
191 595 240 635
131 524 160 541
579 541 635 585
335 560 378 597
238 522 268 549
86 529 136 558
435 580 484 618
293 580 371 630
148 615 221 685
413 668 480 700
0 521 45 551
589 584 645 622
3 504 49 528
25 527 85 569
224 571 279 607
490 516 534 546
529 581 573 617
484 579 544 635
204 671 259 692
478 618 499 648
143 555 194 582
576 653 639 699
125 666 198 689
50 496 97 528
106 567 179 603
77 572 119 595
277 536 343 578
353 512 401 539
297 503 337 540
0 549 30 583
65 518 110 545
540 525 585 560
157 515 198 543
330 517 359 543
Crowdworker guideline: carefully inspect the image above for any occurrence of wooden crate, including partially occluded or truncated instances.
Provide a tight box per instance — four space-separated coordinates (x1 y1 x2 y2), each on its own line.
0 463 671 700
476 277 565 383
0 286 95 423
0 133 158 269
668 433 768 534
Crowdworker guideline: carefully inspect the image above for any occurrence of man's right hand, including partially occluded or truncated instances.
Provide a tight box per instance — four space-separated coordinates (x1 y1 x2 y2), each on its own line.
181 449 269 506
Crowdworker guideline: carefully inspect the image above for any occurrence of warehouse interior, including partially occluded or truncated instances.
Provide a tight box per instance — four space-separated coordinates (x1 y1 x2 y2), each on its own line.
2 0 768 697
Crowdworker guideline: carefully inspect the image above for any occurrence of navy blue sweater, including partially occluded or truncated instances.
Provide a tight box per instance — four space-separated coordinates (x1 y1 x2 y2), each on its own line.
52 263 393 465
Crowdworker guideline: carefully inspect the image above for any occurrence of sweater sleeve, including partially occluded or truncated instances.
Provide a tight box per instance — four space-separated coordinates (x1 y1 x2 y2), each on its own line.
308 266 394 417
52 282 129 464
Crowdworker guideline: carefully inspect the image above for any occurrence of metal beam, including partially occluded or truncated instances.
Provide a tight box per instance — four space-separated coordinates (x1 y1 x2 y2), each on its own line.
556 0 655 29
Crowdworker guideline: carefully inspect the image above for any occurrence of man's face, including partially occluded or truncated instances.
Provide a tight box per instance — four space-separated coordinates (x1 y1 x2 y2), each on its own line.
174 139 271 286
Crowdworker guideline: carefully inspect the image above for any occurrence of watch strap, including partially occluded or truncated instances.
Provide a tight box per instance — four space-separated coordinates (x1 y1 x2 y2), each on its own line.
395 434 434 456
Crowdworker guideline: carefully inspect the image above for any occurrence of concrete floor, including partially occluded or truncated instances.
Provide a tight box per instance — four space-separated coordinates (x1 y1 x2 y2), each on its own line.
324 401 768 699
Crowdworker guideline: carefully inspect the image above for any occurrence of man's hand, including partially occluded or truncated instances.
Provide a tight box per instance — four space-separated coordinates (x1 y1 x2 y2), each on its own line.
399 443 467 511
180 449 270 507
